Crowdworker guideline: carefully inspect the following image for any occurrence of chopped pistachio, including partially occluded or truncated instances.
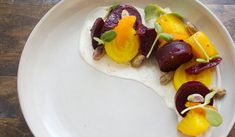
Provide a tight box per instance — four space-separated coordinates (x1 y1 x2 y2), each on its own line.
93 46 106 60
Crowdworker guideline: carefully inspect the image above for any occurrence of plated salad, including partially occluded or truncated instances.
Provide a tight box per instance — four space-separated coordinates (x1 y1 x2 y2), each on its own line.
89 3 226 137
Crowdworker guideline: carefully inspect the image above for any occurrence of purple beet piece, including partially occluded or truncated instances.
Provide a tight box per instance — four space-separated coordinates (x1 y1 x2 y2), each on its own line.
156 40 193 72
139 27 159 56
185 57 222 74
102 4 142 32
90 18 105 49
136 23 148 35
175 81 213 117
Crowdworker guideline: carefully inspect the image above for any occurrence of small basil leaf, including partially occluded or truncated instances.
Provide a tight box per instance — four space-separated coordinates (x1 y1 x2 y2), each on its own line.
93 37 104 45
154 23 162 33
169 12 184 20
204 90 217 105
144 4 165 22
196 58 209 63
204 108 223 127
159 33 173 42
144 5 158 22
100 30 117 42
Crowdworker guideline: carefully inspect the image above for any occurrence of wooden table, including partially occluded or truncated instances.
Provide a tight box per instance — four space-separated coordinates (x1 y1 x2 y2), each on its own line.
0 0 234 136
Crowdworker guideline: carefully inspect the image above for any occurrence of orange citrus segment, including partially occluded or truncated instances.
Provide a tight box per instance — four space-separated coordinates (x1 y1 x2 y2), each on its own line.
105 16 140 63
173 61 212 91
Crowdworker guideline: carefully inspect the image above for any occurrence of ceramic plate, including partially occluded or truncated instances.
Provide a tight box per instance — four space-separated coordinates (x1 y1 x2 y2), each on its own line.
18 0 235 137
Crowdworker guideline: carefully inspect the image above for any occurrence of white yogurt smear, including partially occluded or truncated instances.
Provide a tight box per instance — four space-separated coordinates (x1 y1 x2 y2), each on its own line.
80 7 175 108
79 6 221 137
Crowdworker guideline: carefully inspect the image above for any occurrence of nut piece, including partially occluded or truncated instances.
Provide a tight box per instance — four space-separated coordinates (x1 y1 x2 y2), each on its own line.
187 94 205 103
186 22 199 36
214 88 226 99
131 54 145 67
93 46 106 60
160 71 174 85
121 9 130 18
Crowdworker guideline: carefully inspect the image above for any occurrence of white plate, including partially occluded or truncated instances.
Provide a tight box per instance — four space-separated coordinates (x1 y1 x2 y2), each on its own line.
18 0 235 137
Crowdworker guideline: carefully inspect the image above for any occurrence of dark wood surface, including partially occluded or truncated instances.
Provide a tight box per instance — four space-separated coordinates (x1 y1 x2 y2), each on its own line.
0 0 234 136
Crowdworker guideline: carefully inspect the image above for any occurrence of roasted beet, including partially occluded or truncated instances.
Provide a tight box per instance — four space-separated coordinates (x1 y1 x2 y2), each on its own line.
185 57 222 74
156 40 193 72
139 27 159 56
102 4 142 32
175 81 213 117
90 18 105 49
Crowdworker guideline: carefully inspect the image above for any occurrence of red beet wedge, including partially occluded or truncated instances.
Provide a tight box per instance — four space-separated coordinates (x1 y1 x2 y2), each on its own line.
90 18 105 49
102 4 142 32
156 40 193 72
185 57 222 74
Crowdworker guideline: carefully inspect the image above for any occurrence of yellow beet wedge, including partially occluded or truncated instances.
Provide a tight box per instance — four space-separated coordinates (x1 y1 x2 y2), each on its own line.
157 14 190 46
186 31 218 59
173 61 212 91
105 16 140 63
177 110 209 136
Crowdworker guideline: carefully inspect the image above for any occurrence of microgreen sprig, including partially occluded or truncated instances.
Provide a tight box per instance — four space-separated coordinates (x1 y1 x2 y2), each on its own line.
144 4 166 22
193 36 221 63
144 4 184 22
93 30 117 45
146 23 173 58
181 89 223 126
196 58 209 63
181 90 217 114
196 55 221 63
210 55 221 60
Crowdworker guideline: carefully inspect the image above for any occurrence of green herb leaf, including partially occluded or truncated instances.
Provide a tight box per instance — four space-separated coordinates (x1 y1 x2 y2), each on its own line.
100 30 117 42
154 23 162 33
204 108 223 127
196 58 209 63
104 3 119 19
93 37 104 45
169 12 184 20
144 4 165 22
144 5 158 22
210 55 221 60
159 33 173 42
204 90 217 105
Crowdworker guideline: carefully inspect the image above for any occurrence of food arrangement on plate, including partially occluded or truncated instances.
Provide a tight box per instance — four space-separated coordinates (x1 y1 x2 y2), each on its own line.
86 3 226 137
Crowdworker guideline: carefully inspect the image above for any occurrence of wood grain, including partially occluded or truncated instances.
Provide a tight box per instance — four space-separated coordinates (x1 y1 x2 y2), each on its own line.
0 0 234 137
